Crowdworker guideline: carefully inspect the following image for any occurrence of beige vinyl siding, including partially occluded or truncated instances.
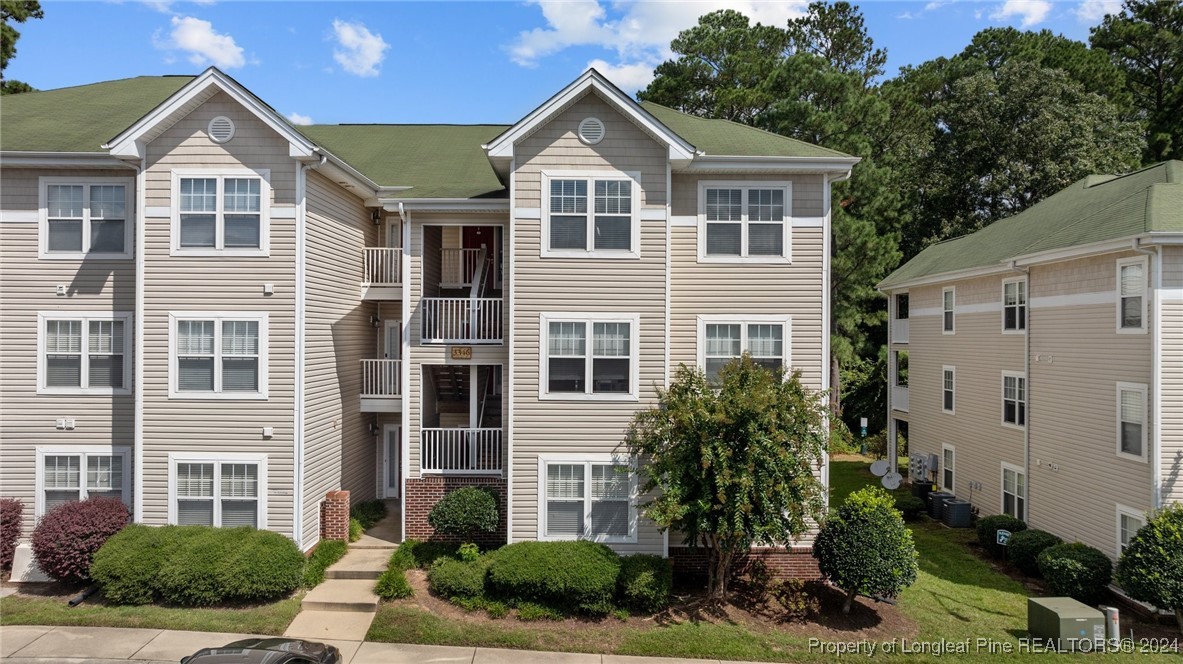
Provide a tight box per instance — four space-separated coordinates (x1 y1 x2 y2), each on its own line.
0 167 136 534
1160 246 1183 505
140 93 297 534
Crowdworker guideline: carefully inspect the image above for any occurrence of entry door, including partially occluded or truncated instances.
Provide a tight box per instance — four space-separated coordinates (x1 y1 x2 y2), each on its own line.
386 218 401 249
383 320 401 360
382 425 400 499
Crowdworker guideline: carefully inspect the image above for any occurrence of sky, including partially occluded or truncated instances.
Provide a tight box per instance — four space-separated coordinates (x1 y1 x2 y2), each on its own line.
4 0 1123 126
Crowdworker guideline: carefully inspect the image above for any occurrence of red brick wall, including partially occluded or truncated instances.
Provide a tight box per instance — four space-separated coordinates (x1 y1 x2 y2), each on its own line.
404 476 507 546
320 490 350 542
669 546 820 585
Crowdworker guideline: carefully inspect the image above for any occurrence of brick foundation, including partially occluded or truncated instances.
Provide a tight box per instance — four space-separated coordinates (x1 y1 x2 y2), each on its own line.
669 546 820 586
404 476 507 546
320 490 351 542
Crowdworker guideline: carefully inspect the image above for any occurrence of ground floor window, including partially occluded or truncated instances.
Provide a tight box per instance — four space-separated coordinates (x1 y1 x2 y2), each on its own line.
1116 505 1145 556
941 445 955 492
36 446 130 516
1001 464 1025 521
539 456 634 543
170 455 265 528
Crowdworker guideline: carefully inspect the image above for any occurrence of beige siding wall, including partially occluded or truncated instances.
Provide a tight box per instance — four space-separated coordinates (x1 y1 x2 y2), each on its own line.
1161 246 1183 505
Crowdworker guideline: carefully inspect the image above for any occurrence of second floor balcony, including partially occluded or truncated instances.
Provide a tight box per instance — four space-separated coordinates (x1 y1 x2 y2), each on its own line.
359 359 401 412
362 247 402 300
421 297 503 344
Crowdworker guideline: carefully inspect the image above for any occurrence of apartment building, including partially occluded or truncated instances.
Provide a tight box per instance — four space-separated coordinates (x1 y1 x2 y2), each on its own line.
0 68 856 578
879 161 1183 559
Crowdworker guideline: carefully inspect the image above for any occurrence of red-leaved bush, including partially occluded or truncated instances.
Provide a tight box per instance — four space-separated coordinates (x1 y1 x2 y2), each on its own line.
0 498 23 571
32 497 130 586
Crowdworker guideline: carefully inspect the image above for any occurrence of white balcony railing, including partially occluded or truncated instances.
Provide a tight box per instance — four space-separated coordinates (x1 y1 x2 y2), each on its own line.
891 385 909 413
421 428 502 474
421 297 502 344
360 359 401 398
891 318 909 344
363 248 402 286
441 248 483 288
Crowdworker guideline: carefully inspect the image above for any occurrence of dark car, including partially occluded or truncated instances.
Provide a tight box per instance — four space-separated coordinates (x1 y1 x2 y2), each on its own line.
180 638 340 664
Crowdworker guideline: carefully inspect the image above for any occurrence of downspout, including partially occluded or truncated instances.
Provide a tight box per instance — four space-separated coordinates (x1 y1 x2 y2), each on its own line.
398 201 410 544
1009 261 1031 520
133 155 145 523
1132 238 1161 510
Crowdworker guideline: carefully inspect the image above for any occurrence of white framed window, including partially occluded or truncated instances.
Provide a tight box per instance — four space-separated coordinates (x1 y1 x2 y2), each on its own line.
941 444 955 492
942 287 955 334
540 171 640 258
171 169 270 256
34 446 131 517
168 453 266 528
537 454 636 544
37 312 132 394
1001 463 1026 521
697 181 792 262
1002 278 1027 332
38 177 134 259
169 312 268 399
697 315 791 383
942 366 955 414
538 313 639 400
1116 382 1148 462
1116 504 1145 557
1117 257 1147 333
1002 371 1026 428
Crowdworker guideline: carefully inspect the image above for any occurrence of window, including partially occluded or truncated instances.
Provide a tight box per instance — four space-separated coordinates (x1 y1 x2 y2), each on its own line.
540 314 637 399
942 445 955 492
1003 279 1027 332
1001 464 1026 520
1002 372 1026 428
698 182 791 261
38 313 132 393
170 455 265 528
942 287 955 334
1117 258 1146 332
1117 382 1148 461
894 350 908 387
39 178 133 258
942 366 955 414
701 320 788 382
1116 506 1145 556
540 457 634 542
542 172 638 256
170 313 268 398
36 447 130 517
895 293 909 320
171 170 269 255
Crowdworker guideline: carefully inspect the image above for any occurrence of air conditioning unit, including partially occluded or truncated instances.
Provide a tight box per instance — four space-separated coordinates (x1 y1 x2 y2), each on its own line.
942 499 972 528
1028 598 1105 651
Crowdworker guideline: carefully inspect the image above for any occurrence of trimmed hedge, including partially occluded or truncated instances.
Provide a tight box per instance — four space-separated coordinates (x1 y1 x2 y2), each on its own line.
428 557 490 600
1 498 23 572
304 540 349 588
618 554 672 613
32 497 130 586
428 487 499 541
976 514 1027 559
92 525 201 604
1115 504 1183 632
893 494 926 521
1038 542 1112 604
1007 529 1062 577
486 540 621 616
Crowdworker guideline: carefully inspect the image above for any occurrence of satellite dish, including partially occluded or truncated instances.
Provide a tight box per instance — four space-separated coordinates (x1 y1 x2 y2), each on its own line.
870 460 890 477
881 472 903 491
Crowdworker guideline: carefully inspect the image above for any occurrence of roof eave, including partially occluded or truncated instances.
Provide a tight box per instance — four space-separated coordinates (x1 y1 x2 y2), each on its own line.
681 155 860 173
380 198 510 213
0 151 137 169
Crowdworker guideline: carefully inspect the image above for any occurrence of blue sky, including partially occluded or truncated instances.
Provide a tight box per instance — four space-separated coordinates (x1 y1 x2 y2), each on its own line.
6 1 1119 126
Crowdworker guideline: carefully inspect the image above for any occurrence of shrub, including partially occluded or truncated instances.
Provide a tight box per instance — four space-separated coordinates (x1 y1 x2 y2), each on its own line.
428 556 490 600
156 527 241 606
617 554 672 613
893 494 926 521
375 567 413 600
976 514 1027 559
351 499 387 531
1115 504 1183 634
516 601 564 621
387 540 418 571
31 497 130 586
1007 529 1062 577
1 498 23 572
486 541 621 616
303 540 348 588
770 578 820 622
216 529 304 603
813 486 919 614
1038 542 1112 604
428 487 499 541
349 518 364 543
458 542 481 562
92 525 199 605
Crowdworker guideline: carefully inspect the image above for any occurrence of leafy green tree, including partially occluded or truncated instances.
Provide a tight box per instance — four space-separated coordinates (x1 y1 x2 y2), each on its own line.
623 358 829 600
1116 503 1183 634
785 0 886 85
1 0 42 95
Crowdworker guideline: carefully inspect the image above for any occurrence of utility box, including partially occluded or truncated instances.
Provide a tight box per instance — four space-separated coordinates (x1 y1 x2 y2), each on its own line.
1028 597 1105 651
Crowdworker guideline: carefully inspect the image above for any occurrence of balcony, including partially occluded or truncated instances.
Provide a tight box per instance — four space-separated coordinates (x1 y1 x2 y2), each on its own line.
891 385 909 413
360 359 401 412
891 318 909 344
421 297 502 344
362 248 402 300
421 428 502 474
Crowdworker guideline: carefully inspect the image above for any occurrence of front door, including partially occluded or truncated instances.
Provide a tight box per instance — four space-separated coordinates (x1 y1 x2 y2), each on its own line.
382 425 400 498
383 319 401 360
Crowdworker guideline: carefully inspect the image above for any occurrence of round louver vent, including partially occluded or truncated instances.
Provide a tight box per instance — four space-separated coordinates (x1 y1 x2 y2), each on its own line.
208 116 235 144
578 117 605 145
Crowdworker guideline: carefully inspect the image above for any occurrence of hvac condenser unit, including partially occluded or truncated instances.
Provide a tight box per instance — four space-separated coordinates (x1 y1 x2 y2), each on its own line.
1027 598 1105 651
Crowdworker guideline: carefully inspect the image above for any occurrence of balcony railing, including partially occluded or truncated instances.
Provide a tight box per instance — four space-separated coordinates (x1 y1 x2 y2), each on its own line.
891 385 909 413
421 297 502 344
891 318 909 344
441 248 483 288
363 248 402 286
421 428 502 474
360 359 401 398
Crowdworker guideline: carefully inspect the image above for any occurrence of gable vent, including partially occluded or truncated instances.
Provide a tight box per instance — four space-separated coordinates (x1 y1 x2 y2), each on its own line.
208 116 236 144
578 117 605 145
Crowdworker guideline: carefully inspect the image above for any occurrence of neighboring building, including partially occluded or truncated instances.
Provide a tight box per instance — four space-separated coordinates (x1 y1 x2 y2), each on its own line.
0 68 856 577
879 161 1183 559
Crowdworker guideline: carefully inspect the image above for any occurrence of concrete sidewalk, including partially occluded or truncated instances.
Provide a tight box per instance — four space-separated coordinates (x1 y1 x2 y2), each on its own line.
0 625 756 664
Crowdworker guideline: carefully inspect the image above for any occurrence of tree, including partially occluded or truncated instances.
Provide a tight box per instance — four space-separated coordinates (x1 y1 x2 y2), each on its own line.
623 358 829 600
785 1 886 86
1116 503 1183 634
1 0 42 95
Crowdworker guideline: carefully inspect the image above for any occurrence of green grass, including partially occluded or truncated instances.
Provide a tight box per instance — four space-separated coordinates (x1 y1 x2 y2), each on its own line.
0 593 302 634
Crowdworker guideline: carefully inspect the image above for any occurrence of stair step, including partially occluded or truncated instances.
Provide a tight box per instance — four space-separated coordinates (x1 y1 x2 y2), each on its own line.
324 548 392 580
301 579 379 613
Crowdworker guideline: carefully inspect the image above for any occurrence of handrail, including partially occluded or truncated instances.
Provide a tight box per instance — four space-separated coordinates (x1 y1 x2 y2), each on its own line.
469 246 488 299
360 359 401 397
363 248 401 286
420 297 502 344
421 427 502 474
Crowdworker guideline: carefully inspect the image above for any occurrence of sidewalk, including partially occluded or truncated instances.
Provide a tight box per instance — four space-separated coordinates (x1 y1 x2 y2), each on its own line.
0 625 756 664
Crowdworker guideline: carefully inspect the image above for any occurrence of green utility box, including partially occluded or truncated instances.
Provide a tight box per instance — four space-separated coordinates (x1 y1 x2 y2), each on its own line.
1027 597 1105 651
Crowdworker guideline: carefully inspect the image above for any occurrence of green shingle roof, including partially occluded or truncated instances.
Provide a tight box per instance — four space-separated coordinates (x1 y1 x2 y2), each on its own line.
641 102 853 159
880 161 1183 289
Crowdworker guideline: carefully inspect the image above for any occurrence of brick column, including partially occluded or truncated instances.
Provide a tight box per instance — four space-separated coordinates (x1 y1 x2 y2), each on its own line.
320 490 350 541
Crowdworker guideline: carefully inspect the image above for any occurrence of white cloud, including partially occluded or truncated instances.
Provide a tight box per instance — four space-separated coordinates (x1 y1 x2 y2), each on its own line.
1074 0 1121 22
156 15 245 69
990 0 1053 27
586 58 658 92
331 19 389 77
286 112 313 126
924 0 950 10
897 11 915 20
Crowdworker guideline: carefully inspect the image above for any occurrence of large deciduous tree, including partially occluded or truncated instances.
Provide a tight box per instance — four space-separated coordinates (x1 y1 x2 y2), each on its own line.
1 0 43 95
623 358 829 601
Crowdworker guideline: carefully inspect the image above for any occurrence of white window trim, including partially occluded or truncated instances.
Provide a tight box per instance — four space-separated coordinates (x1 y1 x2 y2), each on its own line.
38 176 135 260
170 168 271 257
1116 256 1148 334
540 170 641 259
696 180 793 264
538 312 640 401
942 365 956 415
536 452 637 544
1116 381 1149 462
34 445 132 518
37 311 133 395
1001 370 1027 430
696 314 793 377
168 311 269 400
1115 504 1145 558
167 452 268 528
941 444 955 492
1001 277 1027 334
1000 462 1026 521
942 286 955 335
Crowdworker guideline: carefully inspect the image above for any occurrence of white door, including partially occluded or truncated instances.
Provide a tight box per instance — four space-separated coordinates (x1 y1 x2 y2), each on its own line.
383 319 401 360
382 425 400 498
386 218 401 249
